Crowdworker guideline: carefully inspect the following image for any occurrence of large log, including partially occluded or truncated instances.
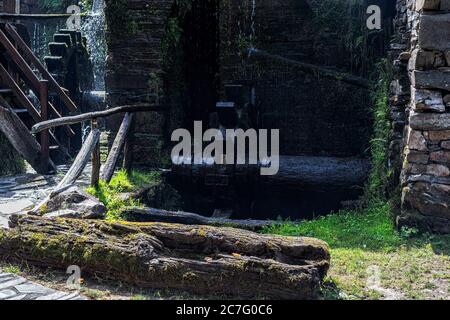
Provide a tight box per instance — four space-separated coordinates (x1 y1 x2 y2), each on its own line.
101 113 134 182
121 207 276 231
0 215 330 299
172 156 370 191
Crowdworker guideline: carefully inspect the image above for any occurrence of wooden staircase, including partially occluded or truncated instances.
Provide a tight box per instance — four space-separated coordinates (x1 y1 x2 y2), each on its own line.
0 22 80 174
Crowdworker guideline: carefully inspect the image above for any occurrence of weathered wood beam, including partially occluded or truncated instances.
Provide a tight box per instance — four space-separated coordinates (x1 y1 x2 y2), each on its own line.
30 128 100 214
31 104 163 134
1 215 330 299
121 207 277 231
248 48 372 90
101 113 134 182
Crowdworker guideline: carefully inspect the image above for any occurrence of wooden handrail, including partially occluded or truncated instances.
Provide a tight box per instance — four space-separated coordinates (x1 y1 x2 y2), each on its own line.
32 104 163 133
0 28 75 136
0 63 41 122
5 23 79 112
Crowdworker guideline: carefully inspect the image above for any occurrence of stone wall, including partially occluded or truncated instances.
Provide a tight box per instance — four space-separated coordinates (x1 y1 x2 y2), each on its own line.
104 0 174 167
219 0 393 157
395 0 450 233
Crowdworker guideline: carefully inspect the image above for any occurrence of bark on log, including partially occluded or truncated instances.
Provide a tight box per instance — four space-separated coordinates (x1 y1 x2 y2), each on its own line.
101 113 133 182
31 104 162 134
0 215 330 299
121 207 276 231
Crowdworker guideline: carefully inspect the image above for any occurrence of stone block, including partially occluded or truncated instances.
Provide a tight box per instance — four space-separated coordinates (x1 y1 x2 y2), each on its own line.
412 88 445 112
428 130 450 141
431 150 450 162
441 0 450 10
407 128 428 151
412 70 450 90
410 111 450 130
427 164 450 176
405 150 430 164
409 49 435 70
418 13 450 52
416 0 441 10
441 140 450 149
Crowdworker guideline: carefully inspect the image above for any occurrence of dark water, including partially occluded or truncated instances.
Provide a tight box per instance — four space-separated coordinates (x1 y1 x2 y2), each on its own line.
166 176 362 221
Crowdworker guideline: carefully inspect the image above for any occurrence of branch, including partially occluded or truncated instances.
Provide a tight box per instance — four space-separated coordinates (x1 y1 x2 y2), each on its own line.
31 104 163 134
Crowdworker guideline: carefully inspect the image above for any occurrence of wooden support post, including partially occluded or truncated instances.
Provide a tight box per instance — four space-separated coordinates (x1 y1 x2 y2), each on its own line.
39 80 49 174
123 115 135 173
91 118 100 187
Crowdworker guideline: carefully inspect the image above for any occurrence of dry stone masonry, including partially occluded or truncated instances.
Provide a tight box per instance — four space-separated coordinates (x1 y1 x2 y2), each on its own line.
396 0 450 233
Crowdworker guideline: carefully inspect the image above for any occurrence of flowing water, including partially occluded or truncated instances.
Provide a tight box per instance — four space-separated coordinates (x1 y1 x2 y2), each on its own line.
82 0 106 90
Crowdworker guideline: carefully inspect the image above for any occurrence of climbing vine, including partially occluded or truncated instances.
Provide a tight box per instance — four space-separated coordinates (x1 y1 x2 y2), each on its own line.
104 0 138 37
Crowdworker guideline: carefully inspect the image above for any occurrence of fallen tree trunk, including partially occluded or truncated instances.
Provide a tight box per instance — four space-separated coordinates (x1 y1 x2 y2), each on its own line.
101 113 133 182
0 215 330 299
121 207 276 231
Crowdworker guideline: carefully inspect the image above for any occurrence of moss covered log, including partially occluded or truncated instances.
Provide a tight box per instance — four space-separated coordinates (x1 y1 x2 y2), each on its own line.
0 215 330 299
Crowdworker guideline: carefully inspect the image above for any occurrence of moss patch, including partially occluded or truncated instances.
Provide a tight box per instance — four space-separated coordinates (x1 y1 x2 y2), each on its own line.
0 133 25 176
86 169 161 220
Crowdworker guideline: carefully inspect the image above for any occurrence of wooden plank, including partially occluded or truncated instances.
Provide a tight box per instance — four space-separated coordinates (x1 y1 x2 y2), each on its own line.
0 29 41 91
31 104 163 133
101 112 133 182
0 63 41 122
123 114 135 173
39 80 49 174
5 24 79 112
121 207 277 231
0 101 43 173
90 119 100 187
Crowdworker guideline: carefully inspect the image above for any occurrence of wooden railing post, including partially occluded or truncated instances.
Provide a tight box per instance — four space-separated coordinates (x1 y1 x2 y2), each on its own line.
39 80 49 174
91 118 100 187
123 115 135 173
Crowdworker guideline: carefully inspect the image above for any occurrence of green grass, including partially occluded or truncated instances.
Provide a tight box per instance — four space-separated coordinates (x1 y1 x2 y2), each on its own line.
264 203 450 300
86 169 161 220
264 60 449 300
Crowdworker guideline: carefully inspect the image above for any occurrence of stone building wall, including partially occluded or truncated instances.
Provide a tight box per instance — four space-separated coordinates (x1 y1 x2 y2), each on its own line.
396 0 450 233
104 0 174 167
219 0 394 157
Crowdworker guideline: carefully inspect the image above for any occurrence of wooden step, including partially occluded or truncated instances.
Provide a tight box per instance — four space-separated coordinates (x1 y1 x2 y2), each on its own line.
0 89 13 94
11 108 28 114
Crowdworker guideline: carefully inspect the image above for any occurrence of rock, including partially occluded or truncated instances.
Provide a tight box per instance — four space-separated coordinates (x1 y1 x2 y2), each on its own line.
430 150 450 163
445 50 450 66
44 186 106 219
43 209 81 219
443 94 450 107
412 70 450 91
427 164 450 176
428 130 450 141
409 49 435 70
405 150 429 164
434 52 447 68
415 0 441 10
402 182 450 219
407 129 428 151
399 51 411 62
441 141 450 149
412 88 445 112
409 111 450 130
418 13 450 52
0 199 34 215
